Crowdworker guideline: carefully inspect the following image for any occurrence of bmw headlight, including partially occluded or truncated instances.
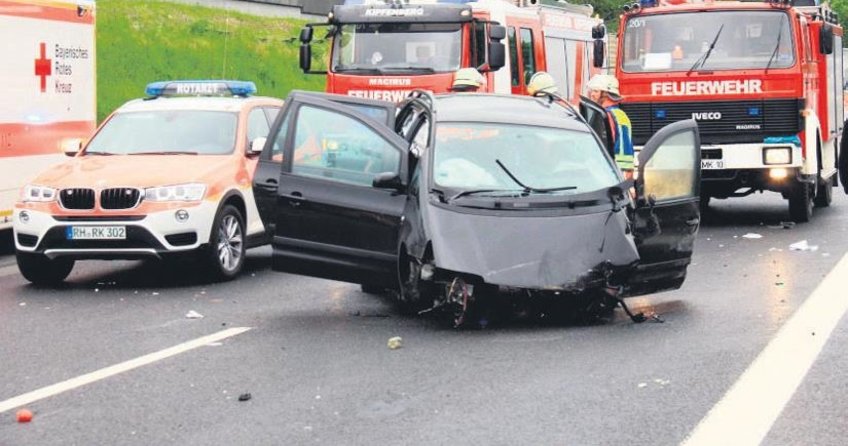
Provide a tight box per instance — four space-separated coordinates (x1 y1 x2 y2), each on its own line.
21 185 57 202
144 183 206 202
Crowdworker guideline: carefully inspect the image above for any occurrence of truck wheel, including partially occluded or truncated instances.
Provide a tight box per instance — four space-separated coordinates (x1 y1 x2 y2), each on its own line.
202 205 245 281
16 252 74 285
360 283 385 295
814 175 833 208
788 181 813 223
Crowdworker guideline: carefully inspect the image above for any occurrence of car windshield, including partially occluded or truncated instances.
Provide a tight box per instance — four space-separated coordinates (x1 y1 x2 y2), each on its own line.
332 23 462 73
85 110 238 155
432 123 620 197
621 10 794 73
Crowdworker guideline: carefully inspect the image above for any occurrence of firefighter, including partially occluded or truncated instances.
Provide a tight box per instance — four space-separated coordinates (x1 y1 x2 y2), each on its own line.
588 74 634 179
527 72 559 96
450 68 486 92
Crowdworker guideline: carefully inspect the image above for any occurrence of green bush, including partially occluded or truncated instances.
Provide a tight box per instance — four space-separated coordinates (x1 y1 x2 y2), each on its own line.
96 0 326 122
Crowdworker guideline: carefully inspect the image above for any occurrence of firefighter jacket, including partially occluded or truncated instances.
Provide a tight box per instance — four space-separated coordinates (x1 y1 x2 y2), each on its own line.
606 105 635 171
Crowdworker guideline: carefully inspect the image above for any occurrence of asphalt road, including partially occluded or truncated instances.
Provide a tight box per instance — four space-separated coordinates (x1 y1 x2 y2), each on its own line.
1 191 847 445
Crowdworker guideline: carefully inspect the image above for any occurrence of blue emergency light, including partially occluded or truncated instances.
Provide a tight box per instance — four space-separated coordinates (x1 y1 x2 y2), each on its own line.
145 80 257 98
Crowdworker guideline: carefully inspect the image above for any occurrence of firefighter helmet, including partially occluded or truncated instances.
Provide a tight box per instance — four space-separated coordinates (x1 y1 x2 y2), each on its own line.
587 74 622 101
527 72 559 96
450 68 486 92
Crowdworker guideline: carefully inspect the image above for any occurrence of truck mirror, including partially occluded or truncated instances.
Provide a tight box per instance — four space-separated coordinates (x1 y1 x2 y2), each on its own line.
300 44 312 73
299 26 313 44
820 25 834 55
489 25 506 41
593 40 605 68
592 23 606 39
248 137 267 156
487 42 506 72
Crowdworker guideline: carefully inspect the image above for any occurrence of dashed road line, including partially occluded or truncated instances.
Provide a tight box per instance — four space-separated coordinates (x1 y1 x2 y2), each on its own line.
682 252 848 445
0 327 252 414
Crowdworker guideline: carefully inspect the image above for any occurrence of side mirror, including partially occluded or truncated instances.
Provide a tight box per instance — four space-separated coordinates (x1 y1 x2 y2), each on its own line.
300 44 312 73
372 171 404 191
61 138 83 156
299 26 313 44
489 24 506 41
593 40 606 68
592 23 606 39
487 42 506 72
248 136 266 156
820 25 834 55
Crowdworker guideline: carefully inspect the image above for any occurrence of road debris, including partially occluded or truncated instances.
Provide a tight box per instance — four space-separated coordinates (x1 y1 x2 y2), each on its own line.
768 221 796 230
185 310 204 319
238 393 252 402
789 240 818 252
742 233 762 239
16 409 33 423
387 336 403 350
638 383 647 388
18 302 25 307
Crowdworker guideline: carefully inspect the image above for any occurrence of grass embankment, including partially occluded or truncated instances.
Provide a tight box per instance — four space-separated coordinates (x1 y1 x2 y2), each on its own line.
96 0 326 122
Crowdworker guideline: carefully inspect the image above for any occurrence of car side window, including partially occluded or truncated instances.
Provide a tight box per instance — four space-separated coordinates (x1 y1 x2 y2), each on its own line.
266 113 290 163
247 108 270 143
641 130 697 201
291 105 401 187
263 107 280 124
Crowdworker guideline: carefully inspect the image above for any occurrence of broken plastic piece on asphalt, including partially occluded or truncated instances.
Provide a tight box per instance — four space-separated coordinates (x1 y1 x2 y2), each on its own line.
789 240 818 252
742 233 762 239
16 408 33 423
238 393 251 402
152 292 160 296
185 310 204 319
18 302 26 307
387 336 403 350
638 383 647 388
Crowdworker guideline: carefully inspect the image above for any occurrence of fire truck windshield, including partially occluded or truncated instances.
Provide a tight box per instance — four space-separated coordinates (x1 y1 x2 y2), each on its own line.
332 23 462 74
621 11 794 73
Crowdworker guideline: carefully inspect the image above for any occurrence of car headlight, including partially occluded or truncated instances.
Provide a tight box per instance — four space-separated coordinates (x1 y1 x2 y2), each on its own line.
21 185 57 202
144 184 206 202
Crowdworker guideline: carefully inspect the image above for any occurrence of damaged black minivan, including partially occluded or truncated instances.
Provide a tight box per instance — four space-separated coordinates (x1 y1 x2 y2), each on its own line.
253 91 701 325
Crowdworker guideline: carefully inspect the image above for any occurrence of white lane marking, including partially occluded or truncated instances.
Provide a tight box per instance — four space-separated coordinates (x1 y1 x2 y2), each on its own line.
0 327 251 414
682 253 848 445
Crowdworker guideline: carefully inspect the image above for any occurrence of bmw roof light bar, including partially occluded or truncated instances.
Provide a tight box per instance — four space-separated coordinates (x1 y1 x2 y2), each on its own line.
145 80 257 98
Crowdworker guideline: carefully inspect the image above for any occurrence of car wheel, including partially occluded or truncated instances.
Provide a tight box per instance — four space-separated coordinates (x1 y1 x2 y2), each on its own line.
16 252 74 286
398 252 430 314
788 180 813 223
814 174 833 208
203 204 245 281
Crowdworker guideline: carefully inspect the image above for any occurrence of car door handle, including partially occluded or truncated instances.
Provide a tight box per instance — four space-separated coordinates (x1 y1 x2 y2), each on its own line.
255 178 278 190
282 191 303 207
685 217 700 226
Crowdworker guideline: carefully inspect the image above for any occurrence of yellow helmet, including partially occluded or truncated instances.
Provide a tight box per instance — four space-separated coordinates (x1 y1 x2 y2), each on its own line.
527 72 558 96
451 68 486 91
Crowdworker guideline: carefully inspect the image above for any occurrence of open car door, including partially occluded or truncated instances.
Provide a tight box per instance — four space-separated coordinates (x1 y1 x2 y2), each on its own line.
255 91 409 289
840 134 848 193
579 95 614 159
624 119 701 297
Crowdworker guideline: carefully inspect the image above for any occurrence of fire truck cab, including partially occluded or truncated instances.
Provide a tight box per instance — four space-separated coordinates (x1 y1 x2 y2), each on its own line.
615 0 847 222
299 0 604 102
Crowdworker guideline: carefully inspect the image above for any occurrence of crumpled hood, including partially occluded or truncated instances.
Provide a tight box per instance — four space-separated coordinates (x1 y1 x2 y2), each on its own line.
427 205 640 289
31 155 236 188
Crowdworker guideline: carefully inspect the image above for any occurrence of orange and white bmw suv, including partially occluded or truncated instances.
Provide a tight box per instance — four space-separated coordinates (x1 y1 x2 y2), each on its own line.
13 80 283 284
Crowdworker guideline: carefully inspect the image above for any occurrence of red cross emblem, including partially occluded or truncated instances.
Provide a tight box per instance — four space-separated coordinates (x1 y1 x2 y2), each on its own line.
34 42 51 93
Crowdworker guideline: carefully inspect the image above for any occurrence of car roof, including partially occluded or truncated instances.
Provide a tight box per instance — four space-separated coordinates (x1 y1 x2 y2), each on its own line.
433 94 588 132
116 95 283 113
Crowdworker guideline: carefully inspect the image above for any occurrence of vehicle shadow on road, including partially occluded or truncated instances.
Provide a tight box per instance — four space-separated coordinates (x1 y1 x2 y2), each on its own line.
700 199 838 228
0 230 14 256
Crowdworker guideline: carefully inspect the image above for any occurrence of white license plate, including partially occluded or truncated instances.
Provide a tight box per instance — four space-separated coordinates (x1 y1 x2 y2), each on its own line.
66 226 126 240
701 160 725 170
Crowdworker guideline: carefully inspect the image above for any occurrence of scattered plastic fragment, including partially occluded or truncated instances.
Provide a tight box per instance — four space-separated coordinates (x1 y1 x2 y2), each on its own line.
653 378 671 386
185 310 204 319
18 302 25 307
387 336 403 350
94 288 99 293
238 393 252 402
789 240 818 252
16 409 33 423
742 233 762 239
638 383 647 388
152 292 160 296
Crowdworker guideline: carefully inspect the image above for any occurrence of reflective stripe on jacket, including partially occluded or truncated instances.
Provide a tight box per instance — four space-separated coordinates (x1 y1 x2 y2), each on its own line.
606 106 635 170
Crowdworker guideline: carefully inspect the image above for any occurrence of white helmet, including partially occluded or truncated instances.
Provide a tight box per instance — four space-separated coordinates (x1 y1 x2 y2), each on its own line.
527 72 559 96
451 68 486 91
587 74 622 101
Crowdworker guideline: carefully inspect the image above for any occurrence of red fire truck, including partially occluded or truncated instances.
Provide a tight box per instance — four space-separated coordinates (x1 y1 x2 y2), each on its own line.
612 0 847 222
298 0 604 102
